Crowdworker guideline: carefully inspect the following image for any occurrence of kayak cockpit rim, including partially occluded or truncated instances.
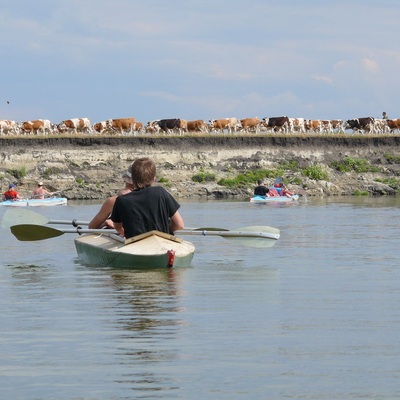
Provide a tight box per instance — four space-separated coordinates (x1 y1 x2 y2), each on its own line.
92 229 184 246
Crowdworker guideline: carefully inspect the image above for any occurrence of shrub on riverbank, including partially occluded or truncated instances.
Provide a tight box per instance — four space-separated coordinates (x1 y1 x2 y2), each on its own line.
331 156 380 173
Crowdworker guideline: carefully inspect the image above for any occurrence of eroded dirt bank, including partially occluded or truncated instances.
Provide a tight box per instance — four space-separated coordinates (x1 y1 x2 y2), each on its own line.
1 135 400 199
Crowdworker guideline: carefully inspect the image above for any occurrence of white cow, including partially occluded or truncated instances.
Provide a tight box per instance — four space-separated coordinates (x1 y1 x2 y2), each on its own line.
288 118 306 133
57 118 92 134
0 120 17 135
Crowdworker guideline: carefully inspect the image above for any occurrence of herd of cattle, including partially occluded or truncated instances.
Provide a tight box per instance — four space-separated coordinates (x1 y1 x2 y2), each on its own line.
1 116 400 136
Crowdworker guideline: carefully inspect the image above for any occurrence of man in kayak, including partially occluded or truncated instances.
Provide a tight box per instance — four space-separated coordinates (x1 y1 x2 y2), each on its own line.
3 183 22 201
254 180 270 196
111 157 184 239
31 182 53 199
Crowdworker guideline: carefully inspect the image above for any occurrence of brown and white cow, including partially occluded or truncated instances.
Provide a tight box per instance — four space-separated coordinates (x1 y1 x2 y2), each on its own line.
22 119 52 135
386 119 400 133
186 119 209 133
209 117 239 134
93 121 109 134
179 119 187 135
329 120 344 133
0 120 17 135
240 117 260 133
107 117 136 134
304 119 322 133
320 120 332 133
288 118 306 133
133 121 143 134
145 120 161 134
57 118 91 134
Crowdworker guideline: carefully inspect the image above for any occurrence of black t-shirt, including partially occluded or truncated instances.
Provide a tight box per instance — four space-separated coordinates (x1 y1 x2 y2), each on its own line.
254 185 269 196
111 185 180 239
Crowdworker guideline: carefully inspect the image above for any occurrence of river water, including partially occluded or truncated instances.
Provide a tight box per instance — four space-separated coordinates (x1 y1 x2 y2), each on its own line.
1 196 399 400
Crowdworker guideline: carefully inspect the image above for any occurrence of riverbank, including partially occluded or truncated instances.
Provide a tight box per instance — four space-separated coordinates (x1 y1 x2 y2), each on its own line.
1 134 400 199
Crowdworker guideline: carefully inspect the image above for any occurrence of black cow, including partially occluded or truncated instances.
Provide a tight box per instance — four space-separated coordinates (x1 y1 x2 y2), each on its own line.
262 116 290 132
157 118 181 133
345 117 375 133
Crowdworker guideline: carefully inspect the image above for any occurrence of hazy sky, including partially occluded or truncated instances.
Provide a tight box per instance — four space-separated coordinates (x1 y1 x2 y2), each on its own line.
1 0 399 125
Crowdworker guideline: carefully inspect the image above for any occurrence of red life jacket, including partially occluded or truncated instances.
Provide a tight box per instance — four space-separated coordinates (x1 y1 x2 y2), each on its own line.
3 190 18 200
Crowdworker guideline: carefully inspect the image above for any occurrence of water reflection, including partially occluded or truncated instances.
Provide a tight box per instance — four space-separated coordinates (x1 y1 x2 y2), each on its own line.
104 268 185 333
6 264 53 285
85 266 187 395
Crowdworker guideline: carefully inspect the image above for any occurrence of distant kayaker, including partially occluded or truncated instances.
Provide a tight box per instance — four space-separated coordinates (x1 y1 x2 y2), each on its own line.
273 182 295 197
254 180 270 196
31 182 53 199
88 171 134 229
3 183 22 201
111 157 184 239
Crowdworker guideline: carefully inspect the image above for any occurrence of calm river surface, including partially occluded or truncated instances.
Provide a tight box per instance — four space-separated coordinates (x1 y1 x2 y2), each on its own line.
1 196 400 400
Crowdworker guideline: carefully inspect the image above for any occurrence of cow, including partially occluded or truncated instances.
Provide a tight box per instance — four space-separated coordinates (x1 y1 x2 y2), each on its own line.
179 119 187 135
320 120 333 133
304 120 324 133
330 120 344 133
147 119 181 134
239 117 260 133
93 120 109 134
262 116 290 133
0 120 17 135
21 119 52 135
107 117 136 135
57 118 91 134
145 120 161 134
288 118 306 133
186 119 209 133
209 117 239 134
345 117 375 134
133 121 144 134
386 119 400 133
371 118 391 134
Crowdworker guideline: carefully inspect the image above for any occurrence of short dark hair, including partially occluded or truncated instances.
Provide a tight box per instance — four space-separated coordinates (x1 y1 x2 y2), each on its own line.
130 157 156 188
257 179 263 185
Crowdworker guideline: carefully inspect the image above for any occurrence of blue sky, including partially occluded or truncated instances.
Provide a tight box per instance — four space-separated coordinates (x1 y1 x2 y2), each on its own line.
1 0 399 126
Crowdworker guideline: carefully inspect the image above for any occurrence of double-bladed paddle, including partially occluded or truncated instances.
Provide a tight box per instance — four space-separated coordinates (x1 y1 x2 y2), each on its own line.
4 209 280 248
10 224 279 248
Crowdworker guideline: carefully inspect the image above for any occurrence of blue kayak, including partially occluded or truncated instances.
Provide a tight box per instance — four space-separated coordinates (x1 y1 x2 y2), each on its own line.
0 197 68 207
250 195 299 203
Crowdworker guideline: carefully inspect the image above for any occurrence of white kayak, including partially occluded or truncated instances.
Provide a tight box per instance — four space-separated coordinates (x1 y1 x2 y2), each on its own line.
0 197 68 207
74 230 196 269
250 195 299 203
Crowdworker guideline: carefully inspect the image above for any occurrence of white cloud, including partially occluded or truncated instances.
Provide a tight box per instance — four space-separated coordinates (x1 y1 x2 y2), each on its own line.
362 58 380 74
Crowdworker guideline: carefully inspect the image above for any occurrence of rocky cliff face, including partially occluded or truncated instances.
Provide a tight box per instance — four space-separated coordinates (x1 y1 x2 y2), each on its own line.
1 135 400 199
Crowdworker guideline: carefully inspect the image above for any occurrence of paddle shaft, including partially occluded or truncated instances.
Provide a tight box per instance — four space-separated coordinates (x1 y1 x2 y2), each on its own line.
49 219 90 226
55 228 279 240
180 229 279 240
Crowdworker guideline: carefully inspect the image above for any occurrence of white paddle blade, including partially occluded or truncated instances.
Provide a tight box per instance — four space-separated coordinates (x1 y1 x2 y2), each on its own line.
2 208 49 229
